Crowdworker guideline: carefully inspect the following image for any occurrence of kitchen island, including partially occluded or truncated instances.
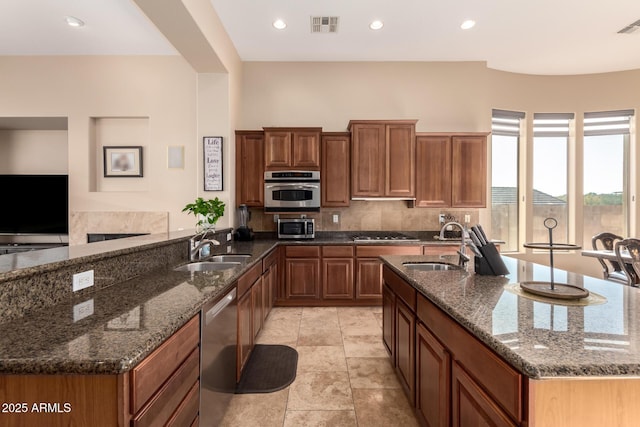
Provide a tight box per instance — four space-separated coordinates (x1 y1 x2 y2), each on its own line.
381 254 640 426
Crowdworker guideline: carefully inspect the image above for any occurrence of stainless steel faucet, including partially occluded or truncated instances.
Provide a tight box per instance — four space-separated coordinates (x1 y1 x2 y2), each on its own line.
439 221 470 267
189 230 220 261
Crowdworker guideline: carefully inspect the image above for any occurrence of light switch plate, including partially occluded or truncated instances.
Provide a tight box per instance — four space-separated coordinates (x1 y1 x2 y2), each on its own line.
72 270 94 292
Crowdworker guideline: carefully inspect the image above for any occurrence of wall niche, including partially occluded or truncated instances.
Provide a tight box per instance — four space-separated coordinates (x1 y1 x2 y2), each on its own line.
89 117 149 193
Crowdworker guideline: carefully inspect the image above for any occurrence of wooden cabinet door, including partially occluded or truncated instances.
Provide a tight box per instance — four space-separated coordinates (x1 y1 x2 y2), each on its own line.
396 298 416 405
251 277 263 339
235 131 265 207
451 135 487 207
264 130 292 168
386 123 415 197
321 132 350 206
416 322 451 427
285 258 320 299
237 289 253 380
292 130 321 169
382 284 395 359
263 263 275 319
415 135 452 208
355 258 383 299
452 362 516 427
323 258 354 299
351 123 386 197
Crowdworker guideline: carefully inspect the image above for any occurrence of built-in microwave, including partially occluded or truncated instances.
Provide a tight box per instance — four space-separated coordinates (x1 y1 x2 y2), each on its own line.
264 171 320 212
277 218 315 239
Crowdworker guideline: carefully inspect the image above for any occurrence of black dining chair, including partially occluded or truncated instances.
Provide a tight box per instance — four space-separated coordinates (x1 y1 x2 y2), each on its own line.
592 232 627 284
614 238 640 287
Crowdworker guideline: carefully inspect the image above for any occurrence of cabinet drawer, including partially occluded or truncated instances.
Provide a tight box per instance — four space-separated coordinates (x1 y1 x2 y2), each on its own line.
285 245 320 258
357 245 422 257
131 315 199 414
322 245 354 257
262 248 279 272
417 294 522 422
238 262 262 297
132 346 200 426
166 380 200 427
382 265 416 311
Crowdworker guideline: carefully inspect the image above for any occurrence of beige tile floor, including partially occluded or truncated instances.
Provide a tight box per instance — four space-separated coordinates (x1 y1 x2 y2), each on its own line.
219 306 419 427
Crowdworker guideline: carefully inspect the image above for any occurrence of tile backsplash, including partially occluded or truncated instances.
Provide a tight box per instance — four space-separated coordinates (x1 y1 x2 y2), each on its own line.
248 201 479 232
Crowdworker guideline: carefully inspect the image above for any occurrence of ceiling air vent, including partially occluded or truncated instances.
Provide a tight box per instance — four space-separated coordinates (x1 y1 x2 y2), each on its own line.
311 16 339 33
618 19 640 34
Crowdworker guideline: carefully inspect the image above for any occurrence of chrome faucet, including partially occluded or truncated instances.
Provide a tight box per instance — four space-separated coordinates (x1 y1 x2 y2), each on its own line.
439 222 471 267
189 230 220 261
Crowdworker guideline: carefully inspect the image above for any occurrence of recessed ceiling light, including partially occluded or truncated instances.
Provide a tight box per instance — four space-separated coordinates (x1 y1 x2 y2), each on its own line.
273 19 287 30
369 20 384 30
65 16 85 28
460 20 476 30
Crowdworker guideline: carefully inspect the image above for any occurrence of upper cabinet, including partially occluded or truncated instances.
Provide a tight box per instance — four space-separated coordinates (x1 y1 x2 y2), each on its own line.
235 130 265 207
349 120 416 198
415 133 488 208
263 127 322 170
321 132 350 207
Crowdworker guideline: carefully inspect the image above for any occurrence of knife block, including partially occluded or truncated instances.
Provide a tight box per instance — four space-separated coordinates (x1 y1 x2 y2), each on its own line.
474 243 510 276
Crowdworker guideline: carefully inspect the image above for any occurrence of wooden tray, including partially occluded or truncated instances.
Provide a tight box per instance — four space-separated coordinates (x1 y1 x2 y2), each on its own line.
519 281 590 300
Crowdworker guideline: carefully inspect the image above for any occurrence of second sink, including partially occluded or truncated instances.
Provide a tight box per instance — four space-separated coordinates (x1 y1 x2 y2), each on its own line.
403 262 462 271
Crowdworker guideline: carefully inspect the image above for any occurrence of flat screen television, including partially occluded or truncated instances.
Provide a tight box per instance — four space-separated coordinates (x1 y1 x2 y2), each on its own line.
0 175 69 235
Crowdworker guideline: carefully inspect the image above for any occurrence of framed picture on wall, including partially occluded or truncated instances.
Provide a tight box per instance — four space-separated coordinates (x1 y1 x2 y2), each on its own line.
103 146 143 177
203 136 223 191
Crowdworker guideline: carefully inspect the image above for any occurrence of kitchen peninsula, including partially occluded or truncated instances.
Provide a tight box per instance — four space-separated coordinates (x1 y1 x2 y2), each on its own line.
1 232 639 426
381 254 640 426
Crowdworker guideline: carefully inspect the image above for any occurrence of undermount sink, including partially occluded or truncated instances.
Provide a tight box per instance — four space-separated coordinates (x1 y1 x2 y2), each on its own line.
174 261 241 273
403 262 462 271
207 254 252 263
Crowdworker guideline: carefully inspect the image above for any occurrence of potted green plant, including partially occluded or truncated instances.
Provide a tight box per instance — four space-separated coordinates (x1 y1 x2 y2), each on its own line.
182 197 225 232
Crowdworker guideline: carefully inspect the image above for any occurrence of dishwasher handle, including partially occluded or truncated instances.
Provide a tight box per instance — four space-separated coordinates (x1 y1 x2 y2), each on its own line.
205 288 237 326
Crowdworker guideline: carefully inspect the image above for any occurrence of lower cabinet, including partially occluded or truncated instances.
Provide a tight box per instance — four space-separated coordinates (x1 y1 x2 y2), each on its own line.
396 298 416 406
382 265 524 427
0 315 201 427
416 322 450 427
452 361 517 427
356 245 422 301
322 246 354 299
285 246 321 299
237 249 280 380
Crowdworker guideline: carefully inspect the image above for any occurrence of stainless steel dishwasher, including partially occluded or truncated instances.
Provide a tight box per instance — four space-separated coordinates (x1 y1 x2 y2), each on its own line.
200 287 237 426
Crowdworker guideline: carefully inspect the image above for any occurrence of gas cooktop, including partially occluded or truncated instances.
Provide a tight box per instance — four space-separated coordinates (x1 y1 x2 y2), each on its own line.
351 232 420 242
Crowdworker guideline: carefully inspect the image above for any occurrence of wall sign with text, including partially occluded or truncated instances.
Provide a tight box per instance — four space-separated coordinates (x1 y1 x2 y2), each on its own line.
203 136 223 191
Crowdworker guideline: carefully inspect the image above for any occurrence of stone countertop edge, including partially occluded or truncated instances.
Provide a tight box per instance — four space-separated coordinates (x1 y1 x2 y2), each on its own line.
379 254 640 380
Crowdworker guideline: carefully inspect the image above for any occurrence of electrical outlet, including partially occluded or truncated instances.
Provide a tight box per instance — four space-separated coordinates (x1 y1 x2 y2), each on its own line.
439 213 445 224
72 270 94 292
226 233 232 242
464 214 471 223
332 214 339 223
73 299 94 322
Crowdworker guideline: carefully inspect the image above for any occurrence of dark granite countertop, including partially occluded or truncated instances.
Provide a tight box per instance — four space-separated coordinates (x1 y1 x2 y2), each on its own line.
381 254 640 379
0 230 528 376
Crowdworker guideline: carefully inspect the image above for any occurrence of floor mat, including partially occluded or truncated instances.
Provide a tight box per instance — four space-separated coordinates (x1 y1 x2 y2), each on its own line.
235 344 298 394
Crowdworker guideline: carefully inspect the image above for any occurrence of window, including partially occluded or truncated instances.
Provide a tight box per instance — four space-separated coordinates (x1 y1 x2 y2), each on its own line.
582 110 632 246
491 109 524 252
532 113 573 244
